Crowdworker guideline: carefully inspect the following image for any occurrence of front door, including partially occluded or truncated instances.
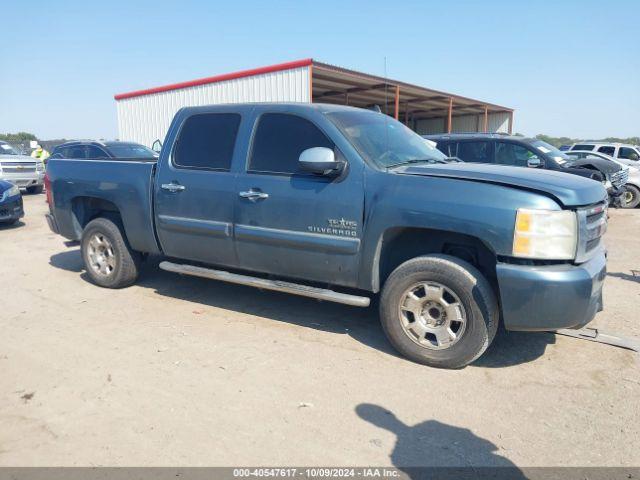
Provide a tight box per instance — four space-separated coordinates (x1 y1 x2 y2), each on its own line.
154 111 242 267
234 111 365 288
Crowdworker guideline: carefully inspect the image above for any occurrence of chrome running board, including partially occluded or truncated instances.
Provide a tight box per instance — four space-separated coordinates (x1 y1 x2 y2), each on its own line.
159 261 371 307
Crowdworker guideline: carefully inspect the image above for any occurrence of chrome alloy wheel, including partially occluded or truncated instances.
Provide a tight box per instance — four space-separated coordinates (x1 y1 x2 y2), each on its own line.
398 282 467 350
87 233 116 277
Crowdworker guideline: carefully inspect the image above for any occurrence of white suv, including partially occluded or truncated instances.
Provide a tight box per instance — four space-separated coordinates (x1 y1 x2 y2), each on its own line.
569 142 640 166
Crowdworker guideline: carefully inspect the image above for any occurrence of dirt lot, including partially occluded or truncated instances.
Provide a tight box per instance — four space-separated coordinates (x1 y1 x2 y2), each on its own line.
1 194 638 468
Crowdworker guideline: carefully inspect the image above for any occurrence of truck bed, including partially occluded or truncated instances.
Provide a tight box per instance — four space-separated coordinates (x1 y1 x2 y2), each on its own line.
46 159 160 254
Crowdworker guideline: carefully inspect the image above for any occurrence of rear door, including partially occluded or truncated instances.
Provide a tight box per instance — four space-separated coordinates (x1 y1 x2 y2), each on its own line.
154 111 242 267
234 109 364 287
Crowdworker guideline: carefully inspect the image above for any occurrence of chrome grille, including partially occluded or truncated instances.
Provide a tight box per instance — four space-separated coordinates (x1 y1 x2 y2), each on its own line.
611 168 628 188
575 201 607 263
0 162 37 173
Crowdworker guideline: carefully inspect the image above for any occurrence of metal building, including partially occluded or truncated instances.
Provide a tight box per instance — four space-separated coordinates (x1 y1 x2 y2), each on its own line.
115 59 514 147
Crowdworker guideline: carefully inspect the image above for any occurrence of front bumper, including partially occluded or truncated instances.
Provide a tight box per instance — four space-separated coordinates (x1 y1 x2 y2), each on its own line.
496 248 606 331
0 196 24 222
0 172 45 188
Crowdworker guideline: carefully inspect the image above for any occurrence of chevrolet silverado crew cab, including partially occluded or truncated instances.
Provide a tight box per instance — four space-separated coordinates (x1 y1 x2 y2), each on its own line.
45 104 608 368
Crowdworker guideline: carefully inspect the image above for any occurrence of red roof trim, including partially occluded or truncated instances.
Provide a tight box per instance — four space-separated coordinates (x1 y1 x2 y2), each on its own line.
114 58 314 100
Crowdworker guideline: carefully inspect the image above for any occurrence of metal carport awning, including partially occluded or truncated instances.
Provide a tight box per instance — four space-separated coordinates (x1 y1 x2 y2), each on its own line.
310 61 514 134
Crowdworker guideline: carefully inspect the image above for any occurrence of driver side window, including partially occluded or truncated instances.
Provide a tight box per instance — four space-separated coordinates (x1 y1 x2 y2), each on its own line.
495 142 537 167
619 147 640 161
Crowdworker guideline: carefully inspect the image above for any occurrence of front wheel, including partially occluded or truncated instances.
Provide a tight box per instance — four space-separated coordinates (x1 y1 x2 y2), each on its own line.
81 217 141 288
622 185 640 209
379 254 498 369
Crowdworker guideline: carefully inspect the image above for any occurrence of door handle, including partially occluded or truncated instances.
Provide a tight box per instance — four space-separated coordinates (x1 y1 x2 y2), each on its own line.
161 183 186 193
239 190 269 201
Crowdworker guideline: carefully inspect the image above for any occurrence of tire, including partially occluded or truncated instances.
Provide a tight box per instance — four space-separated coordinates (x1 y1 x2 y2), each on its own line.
81 217 141 288
622 184 640 209
26 185 43 194
379 254 498 369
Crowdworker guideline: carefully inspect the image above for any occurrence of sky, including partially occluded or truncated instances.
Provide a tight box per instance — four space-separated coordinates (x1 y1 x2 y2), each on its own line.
1 0 638 140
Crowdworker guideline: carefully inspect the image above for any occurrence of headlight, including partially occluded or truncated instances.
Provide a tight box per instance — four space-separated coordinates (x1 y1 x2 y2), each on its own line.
513 208 577 260
1 184 20 202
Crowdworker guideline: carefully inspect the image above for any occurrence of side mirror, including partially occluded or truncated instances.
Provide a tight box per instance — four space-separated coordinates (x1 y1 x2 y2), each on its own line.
299 147 344 175
527 156 542 168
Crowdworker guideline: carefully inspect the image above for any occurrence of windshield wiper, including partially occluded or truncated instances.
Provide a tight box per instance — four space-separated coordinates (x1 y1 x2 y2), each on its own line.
386 158 447 168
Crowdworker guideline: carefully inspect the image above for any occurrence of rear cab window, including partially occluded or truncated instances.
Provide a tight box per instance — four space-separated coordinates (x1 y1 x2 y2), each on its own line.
249 113 334 175
173 113 241 170
572 144 595 151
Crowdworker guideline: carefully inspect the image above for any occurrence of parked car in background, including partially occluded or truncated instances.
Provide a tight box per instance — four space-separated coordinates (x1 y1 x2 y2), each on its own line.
49 140 159 161
0 180 24 226
569 142 640 163
45 103 608 369
567 150 640 208
425 133 627 207
0 141 46 194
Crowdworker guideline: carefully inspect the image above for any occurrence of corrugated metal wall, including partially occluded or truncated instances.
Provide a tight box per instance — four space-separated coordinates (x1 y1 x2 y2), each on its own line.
415 112 511 135
116 66 311 147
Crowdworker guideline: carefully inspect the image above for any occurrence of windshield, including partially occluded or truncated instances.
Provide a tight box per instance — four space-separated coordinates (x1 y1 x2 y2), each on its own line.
531 140 573 166
0 142 20 155
107 143 158 159
326 110 447 168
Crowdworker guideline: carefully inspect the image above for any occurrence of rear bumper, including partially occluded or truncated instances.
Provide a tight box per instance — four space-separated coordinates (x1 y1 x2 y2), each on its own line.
0 196 24 222
496 248 606 331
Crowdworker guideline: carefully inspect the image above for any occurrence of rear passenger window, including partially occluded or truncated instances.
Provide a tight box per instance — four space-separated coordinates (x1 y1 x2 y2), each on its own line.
456 141 491 163
249 113 333 174
174 113 241 170
597 146 616 156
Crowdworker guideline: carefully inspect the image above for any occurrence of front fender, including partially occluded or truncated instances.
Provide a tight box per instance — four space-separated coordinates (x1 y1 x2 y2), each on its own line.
358 170 562 291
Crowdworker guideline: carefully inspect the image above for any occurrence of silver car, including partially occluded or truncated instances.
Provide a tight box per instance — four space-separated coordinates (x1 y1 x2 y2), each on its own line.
566 149 640 208
0 141 45 194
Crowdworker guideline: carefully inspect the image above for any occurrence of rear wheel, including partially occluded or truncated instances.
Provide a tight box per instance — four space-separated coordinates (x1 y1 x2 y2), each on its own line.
81 217 141 288
26 185 43 194
379 254 498 369
622 185 640 209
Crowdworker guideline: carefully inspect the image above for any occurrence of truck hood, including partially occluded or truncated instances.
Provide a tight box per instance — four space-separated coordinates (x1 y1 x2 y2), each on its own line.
394 162 607 207
0 154 36 163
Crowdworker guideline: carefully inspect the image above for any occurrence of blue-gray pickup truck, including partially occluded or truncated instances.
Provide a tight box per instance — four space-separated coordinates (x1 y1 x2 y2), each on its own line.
45 104 608 368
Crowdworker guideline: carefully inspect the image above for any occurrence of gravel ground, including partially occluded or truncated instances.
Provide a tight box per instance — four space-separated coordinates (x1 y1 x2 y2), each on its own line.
0 194 638 468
